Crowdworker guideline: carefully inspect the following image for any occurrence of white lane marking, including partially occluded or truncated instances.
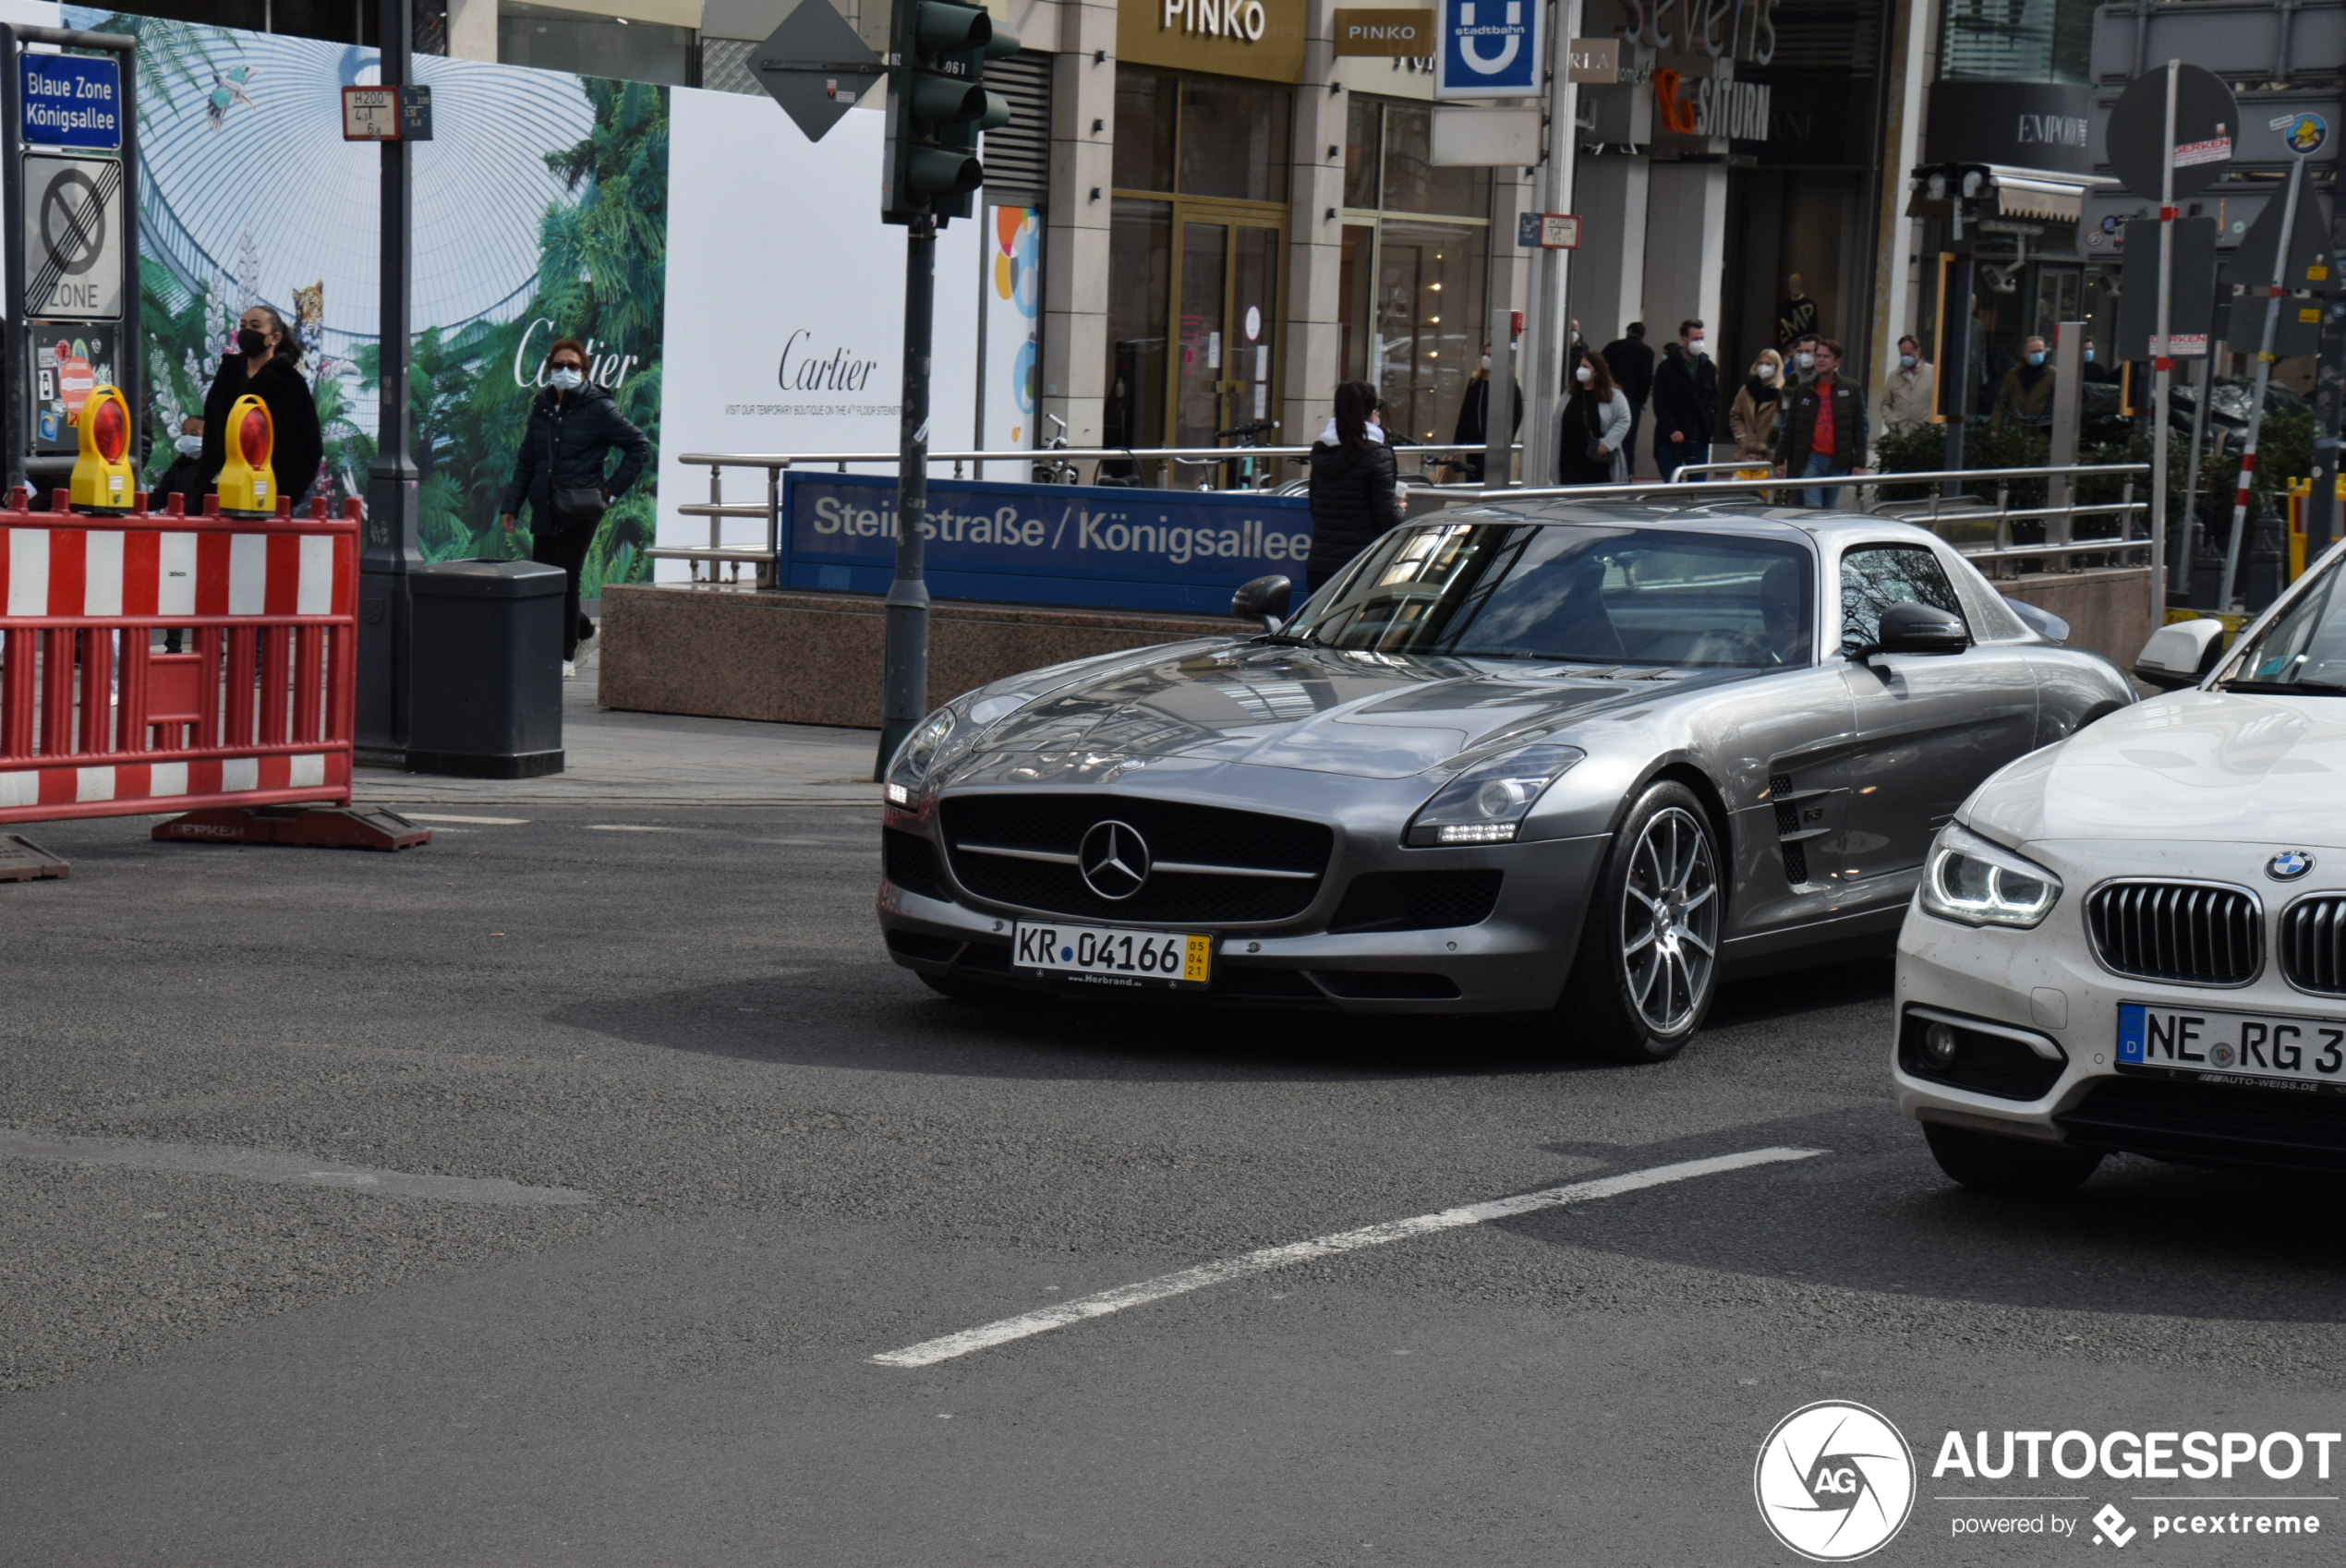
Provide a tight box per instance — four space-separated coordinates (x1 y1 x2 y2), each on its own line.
584 824 703 833
871 1146 1825 1369
0 1130 595 1207
402 814 533 825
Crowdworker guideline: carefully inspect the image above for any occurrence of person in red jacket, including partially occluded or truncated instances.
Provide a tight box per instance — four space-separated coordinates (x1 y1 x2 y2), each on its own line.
1771 338 1869 509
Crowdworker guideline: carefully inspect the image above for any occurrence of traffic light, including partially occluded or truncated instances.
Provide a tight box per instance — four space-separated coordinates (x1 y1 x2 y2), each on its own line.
883 0 1020 225
68 384 135 513
216 393 277 515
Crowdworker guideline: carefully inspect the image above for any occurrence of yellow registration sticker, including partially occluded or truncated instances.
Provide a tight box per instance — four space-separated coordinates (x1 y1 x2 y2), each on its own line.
1183 934 1213 983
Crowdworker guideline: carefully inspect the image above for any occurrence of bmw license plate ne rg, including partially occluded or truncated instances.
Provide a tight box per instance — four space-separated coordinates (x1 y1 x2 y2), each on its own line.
1013 922 1213 990
2117 1000 2346 1092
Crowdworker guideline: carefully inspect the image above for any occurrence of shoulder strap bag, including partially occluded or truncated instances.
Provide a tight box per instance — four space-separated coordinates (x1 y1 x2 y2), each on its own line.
545 400 611 535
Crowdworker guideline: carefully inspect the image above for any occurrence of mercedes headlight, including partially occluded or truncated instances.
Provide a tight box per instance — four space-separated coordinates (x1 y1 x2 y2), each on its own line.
1405 744 1586 847
884 706 958 806
1919 824 2061 928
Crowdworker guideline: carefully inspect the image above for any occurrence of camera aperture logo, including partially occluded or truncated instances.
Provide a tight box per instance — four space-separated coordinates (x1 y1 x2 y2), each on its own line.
1756 1401 1918 1561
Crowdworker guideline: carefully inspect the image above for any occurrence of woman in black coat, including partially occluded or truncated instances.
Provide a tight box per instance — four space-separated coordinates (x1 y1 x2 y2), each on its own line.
1304 380 1405 593
195 305 323 509
500 336 651 670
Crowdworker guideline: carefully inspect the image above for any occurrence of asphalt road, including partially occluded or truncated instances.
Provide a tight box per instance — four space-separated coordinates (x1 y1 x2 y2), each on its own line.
3 804 2342 1566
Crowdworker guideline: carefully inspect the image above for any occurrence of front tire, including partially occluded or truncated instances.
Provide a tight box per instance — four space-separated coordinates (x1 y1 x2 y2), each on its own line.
1922 1122 2103 1195
1563 782 1723 1063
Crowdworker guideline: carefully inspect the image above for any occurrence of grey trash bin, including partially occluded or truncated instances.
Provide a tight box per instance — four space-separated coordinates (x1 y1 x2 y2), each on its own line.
407 559 566 778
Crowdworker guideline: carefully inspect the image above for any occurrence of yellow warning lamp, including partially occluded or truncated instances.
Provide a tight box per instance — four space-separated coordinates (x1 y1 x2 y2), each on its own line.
68 384 135 513
216 393 276 515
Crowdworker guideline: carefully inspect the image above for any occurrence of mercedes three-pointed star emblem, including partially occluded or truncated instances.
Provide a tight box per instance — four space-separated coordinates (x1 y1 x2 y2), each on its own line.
1079 819 1152 900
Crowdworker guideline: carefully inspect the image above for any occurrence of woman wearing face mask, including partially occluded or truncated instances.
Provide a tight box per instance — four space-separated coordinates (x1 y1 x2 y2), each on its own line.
1728 349 1784 465
500 337 651 674
1555 351 1630 487
197 305 324 509
1447 343 1521 483
1304 380 1405 592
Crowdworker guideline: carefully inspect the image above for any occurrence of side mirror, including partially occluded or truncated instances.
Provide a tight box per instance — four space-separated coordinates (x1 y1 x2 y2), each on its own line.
1868 600 1970 657
1233 573 1292 633
2134 616 2227 691
2003 596 2069 645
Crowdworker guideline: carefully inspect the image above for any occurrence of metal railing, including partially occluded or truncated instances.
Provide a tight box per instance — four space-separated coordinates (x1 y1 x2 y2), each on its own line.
1474 463 2153 576
656 441 1520 586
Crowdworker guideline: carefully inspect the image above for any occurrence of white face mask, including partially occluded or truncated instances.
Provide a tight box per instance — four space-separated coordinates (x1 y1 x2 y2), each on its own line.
1900 353 1916 368
1796 351 1816 369
1574 364 1593 383
175 434 204 455
550 367 585 391
1753 364 1772 380
1481 354 1492 370
1687 334 1704 349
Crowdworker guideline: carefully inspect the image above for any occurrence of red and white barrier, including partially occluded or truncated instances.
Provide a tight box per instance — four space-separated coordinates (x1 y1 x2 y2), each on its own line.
0 490 360 825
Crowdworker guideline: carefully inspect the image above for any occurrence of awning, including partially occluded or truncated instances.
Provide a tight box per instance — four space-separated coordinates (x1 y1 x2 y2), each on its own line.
1984 163 2118 225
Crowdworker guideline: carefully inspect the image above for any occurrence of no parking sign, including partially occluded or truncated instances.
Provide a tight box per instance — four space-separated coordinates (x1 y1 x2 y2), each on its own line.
1434 0 1540 100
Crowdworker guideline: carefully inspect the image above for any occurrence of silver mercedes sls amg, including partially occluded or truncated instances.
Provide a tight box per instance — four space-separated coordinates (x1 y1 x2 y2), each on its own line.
876 501 2137 1059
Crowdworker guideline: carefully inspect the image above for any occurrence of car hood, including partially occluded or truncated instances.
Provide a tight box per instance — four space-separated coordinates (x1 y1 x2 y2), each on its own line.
961 641 1747 780
1965 689 2346 849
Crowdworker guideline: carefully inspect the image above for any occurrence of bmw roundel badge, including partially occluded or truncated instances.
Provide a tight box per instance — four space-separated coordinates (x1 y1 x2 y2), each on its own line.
2267 850 2315 881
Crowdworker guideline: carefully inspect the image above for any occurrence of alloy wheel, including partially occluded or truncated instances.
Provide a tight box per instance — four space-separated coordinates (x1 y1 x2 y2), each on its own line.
1619 805 1720 1035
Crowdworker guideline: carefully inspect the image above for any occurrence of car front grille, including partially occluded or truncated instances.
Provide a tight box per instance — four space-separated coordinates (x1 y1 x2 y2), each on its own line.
2280 894 2346 995
2055 1074 2346 1170
1326 870 1503 934
882 827 944 900
2086 880 2262 986
938 793 1333 924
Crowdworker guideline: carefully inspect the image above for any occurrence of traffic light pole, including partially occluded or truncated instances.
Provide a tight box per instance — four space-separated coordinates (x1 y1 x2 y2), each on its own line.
876 211 936 778
358 0 420 762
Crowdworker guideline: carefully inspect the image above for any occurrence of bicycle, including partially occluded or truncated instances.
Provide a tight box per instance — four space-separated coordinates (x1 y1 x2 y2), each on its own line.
1031 414 1082 485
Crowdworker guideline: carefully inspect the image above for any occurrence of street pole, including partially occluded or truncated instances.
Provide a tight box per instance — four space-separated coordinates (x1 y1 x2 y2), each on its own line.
875 211 935 778
2148 59 2178 621
1940 203 1973 499
2216 147 2305 611
2306 161 2346 567
1483 307 1517 487
358 0 420 761
1519 0 1578 488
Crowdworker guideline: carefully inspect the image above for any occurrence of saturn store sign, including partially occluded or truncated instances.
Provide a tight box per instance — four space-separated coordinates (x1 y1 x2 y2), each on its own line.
1120 0 1305 81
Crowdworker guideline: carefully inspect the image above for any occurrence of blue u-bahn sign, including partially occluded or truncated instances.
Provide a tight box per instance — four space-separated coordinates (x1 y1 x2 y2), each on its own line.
781 473 1315 616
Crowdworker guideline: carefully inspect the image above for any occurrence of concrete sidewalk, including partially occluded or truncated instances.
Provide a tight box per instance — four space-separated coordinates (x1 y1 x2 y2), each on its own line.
353 645 882 807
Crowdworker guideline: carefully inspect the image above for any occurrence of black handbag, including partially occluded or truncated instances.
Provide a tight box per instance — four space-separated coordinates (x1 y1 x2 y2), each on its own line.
543 405 609 534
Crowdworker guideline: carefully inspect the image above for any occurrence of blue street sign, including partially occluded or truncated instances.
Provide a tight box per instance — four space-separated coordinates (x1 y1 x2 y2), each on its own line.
1435 0 1539 101
20 54 122 151
782 473 1313 615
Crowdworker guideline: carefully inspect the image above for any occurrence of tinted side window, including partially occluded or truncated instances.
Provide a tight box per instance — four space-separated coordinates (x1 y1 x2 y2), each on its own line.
1841 546 1965 655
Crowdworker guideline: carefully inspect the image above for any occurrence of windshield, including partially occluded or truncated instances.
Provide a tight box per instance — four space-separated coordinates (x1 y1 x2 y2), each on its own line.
2223 561 2346 693
1283 522 1814 668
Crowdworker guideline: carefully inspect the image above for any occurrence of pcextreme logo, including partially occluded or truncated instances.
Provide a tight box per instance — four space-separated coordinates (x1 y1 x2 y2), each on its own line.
1755 1401 1918 1561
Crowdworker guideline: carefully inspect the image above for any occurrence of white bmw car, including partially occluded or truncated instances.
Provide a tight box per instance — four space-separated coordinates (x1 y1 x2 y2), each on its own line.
1896 548 2346 1193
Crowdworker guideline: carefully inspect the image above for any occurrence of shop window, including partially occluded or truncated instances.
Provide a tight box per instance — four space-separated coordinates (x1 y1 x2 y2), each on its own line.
1341 99 1493 448
1107 199 1174 453
500 0 695 85
1106 66 1291 465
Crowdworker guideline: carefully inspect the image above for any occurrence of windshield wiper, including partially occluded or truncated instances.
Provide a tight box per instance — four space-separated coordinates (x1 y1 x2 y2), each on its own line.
2217 678 2346 695
1252 630 1323 647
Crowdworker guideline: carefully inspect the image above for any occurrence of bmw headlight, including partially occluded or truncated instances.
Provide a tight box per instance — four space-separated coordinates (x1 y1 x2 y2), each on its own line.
1405 744 1586 847
1919 824 2061 928
884 706 958 805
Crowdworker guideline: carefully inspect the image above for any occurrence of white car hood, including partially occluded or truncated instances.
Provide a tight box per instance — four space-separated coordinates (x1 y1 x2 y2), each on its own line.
1965 689 2346 849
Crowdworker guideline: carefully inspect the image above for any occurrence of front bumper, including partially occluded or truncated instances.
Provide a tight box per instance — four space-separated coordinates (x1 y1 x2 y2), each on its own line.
877 778 1610 1014
1895 842 2346 1170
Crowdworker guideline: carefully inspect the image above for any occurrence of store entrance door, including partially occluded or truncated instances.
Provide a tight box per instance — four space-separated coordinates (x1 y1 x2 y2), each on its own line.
1171 215 1282 463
